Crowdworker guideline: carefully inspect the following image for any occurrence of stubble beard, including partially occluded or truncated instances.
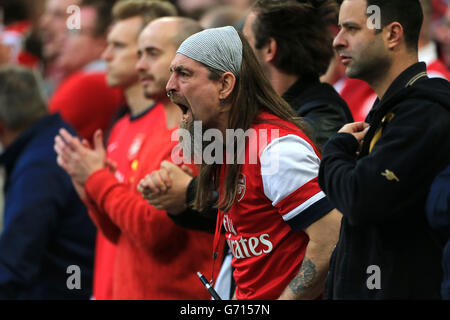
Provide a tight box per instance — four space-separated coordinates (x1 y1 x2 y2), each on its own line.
346 39 392 85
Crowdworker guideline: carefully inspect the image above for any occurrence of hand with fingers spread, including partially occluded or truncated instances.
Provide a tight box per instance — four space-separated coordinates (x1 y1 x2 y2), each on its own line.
138 160 194 215
54 128 107 186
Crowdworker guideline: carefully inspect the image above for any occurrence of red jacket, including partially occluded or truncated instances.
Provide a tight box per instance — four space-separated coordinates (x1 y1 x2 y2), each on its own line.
84 105 217 299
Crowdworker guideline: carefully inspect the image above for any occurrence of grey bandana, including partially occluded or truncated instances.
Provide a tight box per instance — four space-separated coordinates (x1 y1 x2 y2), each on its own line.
177 26 243 77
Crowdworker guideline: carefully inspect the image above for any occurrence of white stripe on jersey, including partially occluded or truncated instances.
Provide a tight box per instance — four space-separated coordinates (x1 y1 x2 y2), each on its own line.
260 134 321 207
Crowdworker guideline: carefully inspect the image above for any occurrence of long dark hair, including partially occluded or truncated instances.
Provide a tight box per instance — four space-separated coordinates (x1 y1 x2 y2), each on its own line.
194 32 312 212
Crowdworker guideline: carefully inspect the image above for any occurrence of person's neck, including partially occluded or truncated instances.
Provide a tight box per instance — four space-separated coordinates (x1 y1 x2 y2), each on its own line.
369 53 418 100
268 66 299 96
125 82 154 117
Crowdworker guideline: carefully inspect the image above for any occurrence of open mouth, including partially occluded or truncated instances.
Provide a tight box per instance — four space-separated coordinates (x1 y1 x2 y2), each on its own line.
177 103 189 115
175 102 192 124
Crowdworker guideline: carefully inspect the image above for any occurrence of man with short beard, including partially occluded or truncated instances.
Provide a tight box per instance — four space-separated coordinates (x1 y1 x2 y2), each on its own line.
161 27 341 300
319 0 450 299
73 0 174 300
55 14 217 299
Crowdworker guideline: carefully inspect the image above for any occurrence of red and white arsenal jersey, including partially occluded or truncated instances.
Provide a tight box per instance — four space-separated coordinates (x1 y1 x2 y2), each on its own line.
218 112 333 300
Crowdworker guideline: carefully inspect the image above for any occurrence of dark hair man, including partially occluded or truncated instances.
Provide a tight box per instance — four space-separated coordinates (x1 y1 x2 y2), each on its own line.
319 0 450 299
244 0 353 148
162 27 341 300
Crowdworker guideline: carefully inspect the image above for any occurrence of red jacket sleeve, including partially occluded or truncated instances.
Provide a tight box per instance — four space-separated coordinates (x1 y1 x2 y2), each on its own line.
84 169 180 251
83 197 121 244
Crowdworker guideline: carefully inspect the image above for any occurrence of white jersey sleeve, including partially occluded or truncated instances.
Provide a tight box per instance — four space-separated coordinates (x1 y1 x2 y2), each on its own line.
260 134 333 231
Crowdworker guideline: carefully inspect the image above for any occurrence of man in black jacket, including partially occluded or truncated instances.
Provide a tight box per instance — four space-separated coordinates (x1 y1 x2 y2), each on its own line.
318 0 450 299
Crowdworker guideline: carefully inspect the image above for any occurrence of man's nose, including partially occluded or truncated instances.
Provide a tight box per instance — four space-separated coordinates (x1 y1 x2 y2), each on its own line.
333 30 347 51
136 55 147 72
166 73 177 94
101 46 112 61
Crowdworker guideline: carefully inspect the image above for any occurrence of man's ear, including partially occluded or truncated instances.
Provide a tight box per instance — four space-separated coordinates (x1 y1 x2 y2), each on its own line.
384 22 404 51
218 72 236 102
263 37 278 63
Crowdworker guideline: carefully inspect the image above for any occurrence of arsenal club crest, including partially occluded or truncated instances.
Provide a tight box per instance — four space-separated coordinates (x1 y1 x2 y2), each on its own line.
128 134 145 160
236 174 246 202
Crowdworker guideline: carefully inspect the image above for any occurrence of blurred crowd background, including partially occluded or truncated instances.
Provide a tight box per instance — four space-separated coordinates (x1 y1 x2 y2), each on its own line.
1 0 449 72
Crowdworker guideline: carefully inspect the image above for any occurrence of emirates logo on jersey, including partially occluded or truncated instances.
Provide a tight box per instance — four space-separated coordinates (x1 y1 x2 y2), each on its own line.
236 174 246 202
224 214 237 236
223 214 274 260
227 233 273 260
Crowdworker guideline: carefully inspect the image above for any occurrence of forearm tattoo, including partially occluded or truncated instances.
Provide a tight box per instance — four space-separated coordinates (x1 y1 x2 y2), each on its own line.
289 259 317 295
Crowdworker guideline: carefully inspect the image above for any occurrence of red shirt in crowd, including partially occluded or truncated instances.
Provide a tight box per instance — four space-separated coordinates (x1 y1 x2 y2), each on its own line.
84 104 217 299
